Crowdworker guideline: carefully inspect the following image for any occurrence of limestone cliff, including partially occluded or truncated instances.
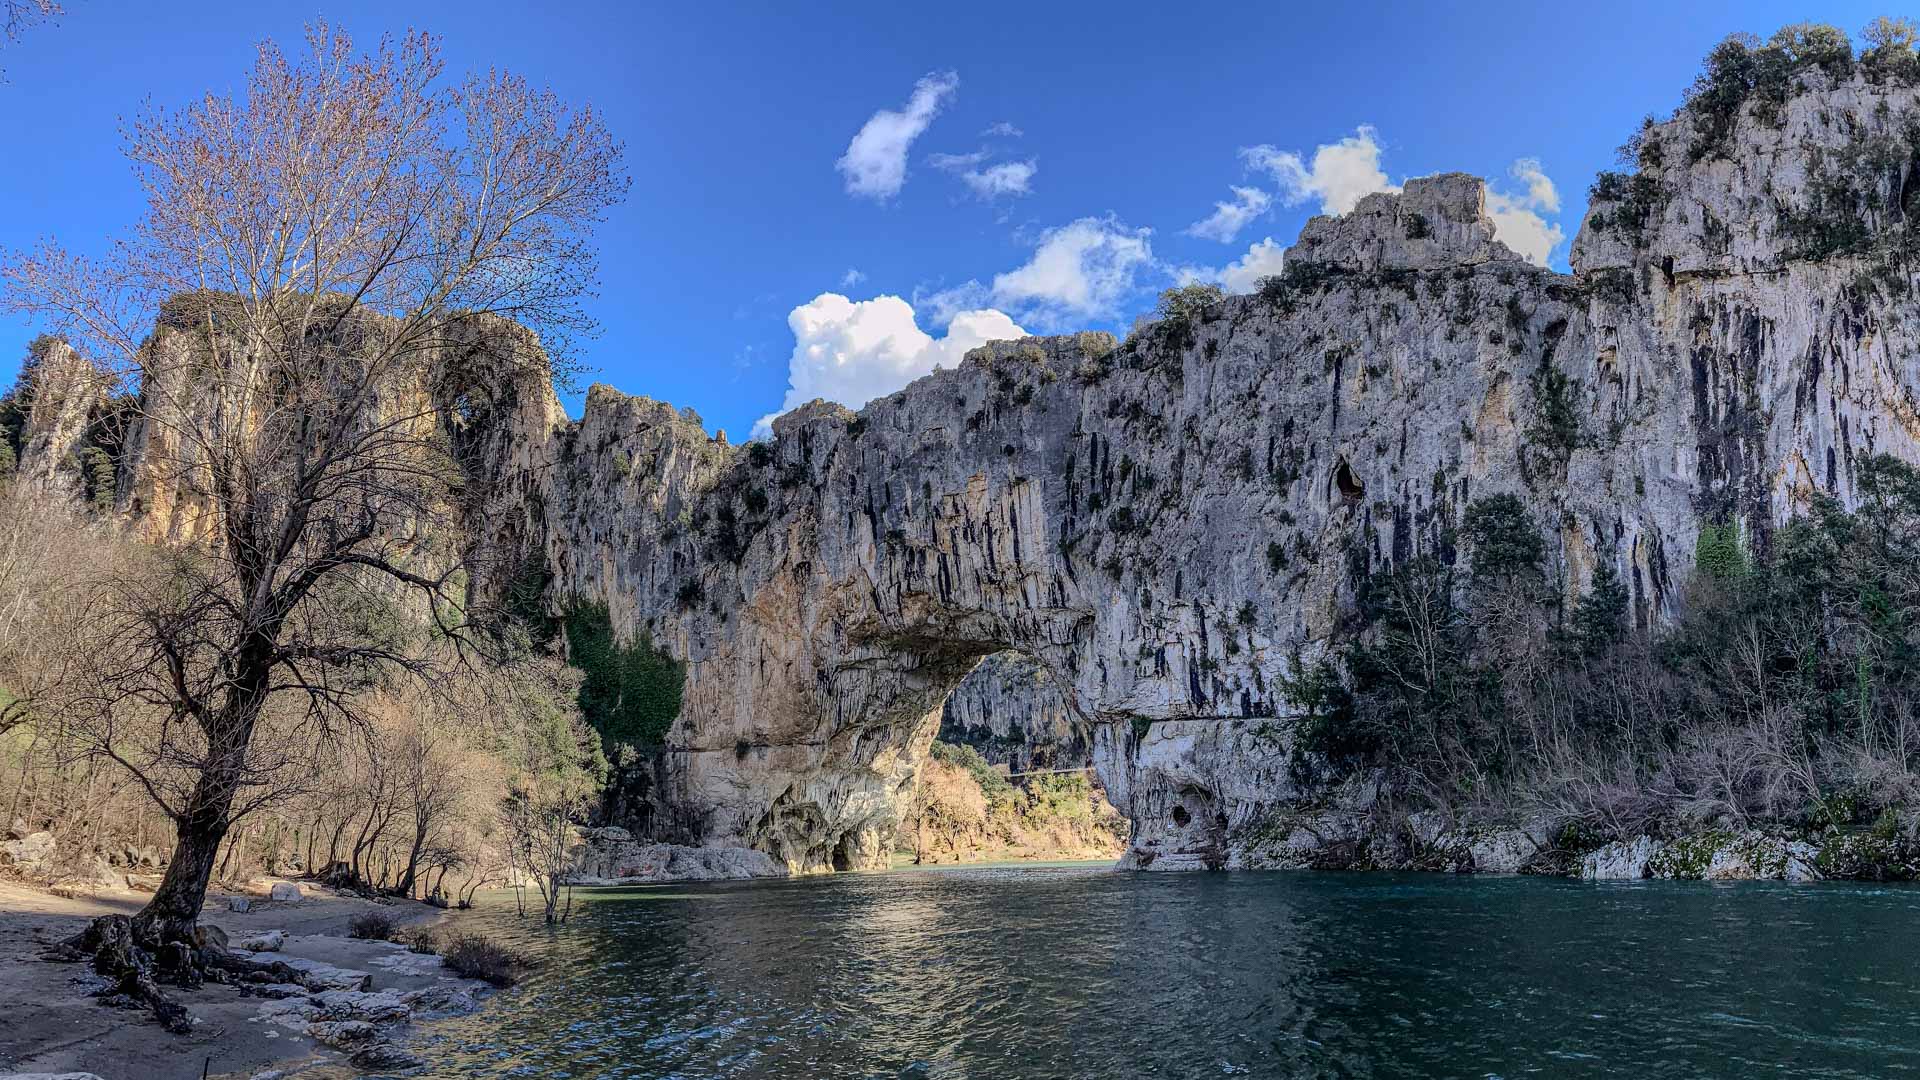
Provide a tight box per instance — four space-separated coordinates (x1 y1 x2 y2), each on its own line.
31 55 1920 877
508 66 1920 874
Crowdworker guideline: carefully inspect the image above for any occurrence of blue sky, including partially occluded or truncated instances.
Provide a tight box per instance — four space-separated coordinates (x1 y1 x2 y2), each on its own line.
0 1 1894 437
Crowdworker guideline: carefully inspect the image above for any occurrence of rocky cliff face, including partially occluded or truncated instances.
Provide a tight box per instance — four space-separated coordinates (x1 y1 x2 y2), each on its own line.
509 68 1920 874
33 62 1920 876
523 172 1581 873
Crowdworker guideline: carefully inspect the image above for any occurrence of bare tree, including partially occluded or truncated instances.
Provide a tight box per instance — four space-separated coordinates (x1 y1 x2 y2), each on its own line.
501 775 590 925
0 20 625 990
2 0 59 43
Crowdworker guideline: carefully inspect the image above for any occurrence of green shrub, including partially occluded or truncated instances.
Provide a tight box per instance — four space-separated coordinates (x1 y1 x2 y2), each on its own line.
1862 16 1920 83
1526 365 1582 460
1461 495 1545 585
1683 24 1854 161
1693 522 1749 581
562 601 685 745
930 741 1014 803
1156 283 1224 324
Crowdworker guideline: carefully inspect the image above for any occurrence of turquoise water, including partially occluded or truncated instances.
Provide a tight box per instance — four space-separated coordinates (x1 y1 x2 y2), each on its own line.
402 866 1920 1078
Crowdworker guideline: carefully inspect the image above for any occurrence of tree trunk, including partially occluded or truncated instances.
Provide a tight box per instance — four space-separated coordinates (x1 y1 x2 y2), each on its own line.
394 816 428 897
133 735 247 945
136 806 229 946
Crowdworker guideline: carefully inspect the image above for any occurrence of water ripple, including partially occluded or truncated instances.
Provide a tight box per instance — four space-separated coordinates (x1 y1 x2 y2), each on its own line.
369 868 1920 1079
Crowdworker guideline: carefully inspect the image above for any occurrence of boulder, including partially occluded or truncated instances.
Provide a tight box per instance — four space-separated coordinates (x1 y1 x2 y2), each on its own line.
244 951 370 992
54 855 122 891
1581 837 1660 880
349 1044 426 1071
401 984 483 1016
1467 829 1540 874
305 1019 378 1049
227 896 254 913
308 989 411 1022
1646 831 1827 882
234 928 285 952
269 882 304 902
0 831 55 871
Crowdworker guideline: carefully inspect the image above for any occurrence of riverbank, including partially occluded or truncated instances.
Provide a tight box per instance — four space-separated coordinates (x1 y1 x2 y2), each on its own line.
0 880 489 1079
1196 792 1920 882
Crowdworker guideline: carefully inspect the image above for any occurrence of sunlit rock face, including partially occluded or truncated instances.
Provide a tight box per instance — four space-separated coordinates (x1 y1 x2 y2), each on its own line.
497 72 1920 874
12 339 109 497
52 72 1920 874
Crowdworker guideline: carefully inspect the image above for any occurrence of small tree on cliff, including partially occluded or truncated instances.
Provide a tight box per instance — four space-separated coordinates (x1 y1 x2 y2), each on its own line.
0 21 625 994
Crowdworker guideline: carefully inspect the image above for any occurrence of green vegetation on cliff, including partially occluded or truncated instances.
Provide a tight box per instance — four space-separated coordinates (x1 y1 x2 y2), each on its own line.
562 601 685 747
1295 454 1920 849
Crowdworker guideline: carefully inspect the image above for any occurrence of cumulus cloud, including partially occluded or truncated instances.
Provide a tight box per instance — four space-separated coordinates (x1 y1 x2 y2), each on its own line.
914 216 1156 330
1218 237 1287 294
1242 126 1399 216
990 216 1155 326
837 72 960 200
841 267 867 288
1185 185 1273 243
1484 158 1564 266
756 214 1168 435
752 295 1025 438
1173 236 1287 295
958 160 1036 199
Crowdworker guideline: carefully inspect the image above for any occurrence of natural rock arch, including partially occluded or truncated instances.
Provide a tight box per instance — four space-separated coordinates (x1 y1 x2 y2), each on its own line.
490 116 1920 872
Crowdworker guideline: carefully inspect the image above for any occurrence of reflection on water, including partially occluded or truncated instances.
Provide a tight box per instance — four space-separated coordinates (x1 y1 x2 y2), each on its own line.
391 865 1920 1078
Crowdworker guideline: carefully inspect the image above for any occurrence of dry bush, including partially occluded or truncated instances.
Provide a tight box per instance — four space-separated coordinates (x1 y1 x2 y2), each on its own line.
439 934 524 987
346 910 397 940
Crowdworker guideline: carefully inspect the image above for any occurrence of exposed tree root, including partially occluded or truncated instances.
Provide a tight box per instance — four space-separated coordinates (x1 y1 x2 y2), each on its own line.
49 913 322 1035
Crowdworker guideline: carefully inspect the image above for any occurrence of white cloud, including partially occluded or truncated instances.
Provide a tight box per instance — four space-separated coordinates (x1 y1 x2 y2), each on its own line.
913 216 1157 330
837 72 960 200
752 294 1025 438
989 216 1155 327
1219 237 1287 294
981 121 1023 138
1185 185 1272 242
1242 126 1399 216
1509 157 1560 213
841 268 867 288
1173 236 1287 295
959 160 1036 200
928 149 990 171
932 149 1036 200
1485 158 1564 266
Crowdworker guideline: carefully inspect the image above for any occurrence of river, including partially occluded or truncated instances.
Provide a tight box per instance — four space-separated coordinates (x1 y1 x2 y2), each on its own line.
393 864 1920 1078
